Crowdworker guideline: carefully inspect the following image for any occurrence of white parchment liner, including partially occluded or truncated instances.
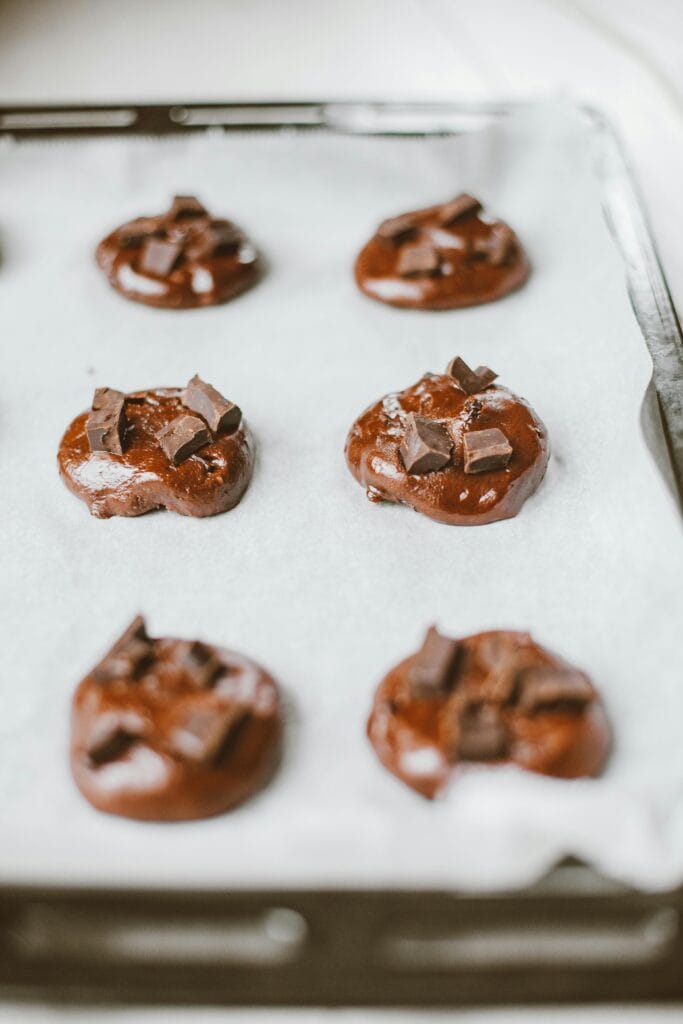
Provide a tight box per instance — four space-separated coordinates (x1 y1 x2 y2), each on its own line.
1 102 682 892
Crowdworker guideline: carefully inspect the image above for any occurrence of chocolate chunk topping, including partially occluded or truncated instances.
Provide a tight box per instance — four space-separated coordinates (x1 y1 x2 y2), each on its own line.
397 243 441 278
86 712 145 766
400 413 452 474
169 705 247 763
519 667 594 712
473 223 515 266
446 356 498 394
117 218 162 248
438 193 481 227
457 704 508 761
86 388 126 456
376 214 419 245
92 615 153 683
185 221 241 261
410 626 461 698
174 641 224 689
463 428 512 474
182 374 242 434
168 195 207 221
157 414 211 466
140 237 183 277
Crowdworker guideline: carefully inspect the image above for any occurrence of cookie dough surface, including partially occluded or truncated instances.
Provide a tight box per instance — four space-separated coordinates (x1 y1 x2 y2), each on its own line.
58 382 254 519
354 194 529 310
344 361 549 526
368 628 611 799
95 195 261 309
71 617 283 821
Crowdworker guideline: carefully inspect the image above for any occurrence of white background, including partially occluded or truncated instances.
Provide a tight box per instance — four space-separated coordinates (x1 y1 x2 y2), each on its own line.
1 1 682 1020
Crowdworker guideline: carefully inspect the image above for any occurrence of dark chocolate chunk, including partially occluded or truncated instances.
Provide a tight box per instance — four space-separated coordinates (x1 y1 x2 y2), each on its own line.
438 193 481 227
473 223 515 266
482 647 536 705
117 218 163 247
86 712 145 766
168 195 207 221
463 428 512 474
169 705 247 763
446 356 498 394
376 214 419 245
92 615 153 683
140 237 183 277
185 221 241 261
182 374 242 434
410 626 461 698
457 704 508 761
174 641 224 689
86 389 126 456
400 413 452 474
397 243 441 278
518 667 594 712
157 414 211 465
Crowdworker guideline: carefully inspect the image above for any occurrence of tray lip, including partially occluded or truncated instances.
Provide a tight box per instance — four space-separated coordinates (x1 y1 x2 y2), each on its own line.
0 99 680 903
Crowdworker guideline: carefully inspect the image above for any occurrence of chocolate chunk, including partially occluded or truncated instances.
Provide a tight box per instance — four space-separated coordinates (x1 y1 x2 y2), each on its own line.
376 214 419 245
463 428 512 474
519 667 594 712
473 223 515 266
182 374 242 434
169 705 247 763
185 221 241 261
86 389 126 456
483 648 536 705
117 218 162 247
397 243 441 278
92 615 153 683
86 712 145 766
446 356 498 394
174 641 224 689
457 704 508 761
157 414 211 465
410 626 461 698
140 237 183 277
400 413 452 474
168 195 207 221
438 193 481 227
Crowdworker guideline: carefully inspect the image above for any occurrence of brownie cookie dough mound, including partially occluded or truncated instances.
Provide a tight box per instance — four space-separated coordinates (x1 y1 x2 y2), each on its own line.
58 375 254 519
71 616 283 821
368 627 611 799
354 193 529 310
345 357 549 526
96 195 261 309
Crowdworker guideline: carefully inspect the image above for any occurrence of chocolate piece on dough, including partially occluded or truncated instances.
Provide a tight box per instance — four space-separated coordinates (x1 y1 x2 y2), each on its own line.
410 626 461 698
86 388 126 456
169 705 248 763
400 413 452 474
474 223 515 266
185 222 241 261
174 640 225 689
86 712 145 766
446 356 498 395
463 428 512 474
519 667 595 712
140 237 183 277
92 615 153 683
168 195 207 221
182 374 242 434
376 214 419 245
457 703 509 761
438 193 482 227
158 414 211 465
397 243 441 278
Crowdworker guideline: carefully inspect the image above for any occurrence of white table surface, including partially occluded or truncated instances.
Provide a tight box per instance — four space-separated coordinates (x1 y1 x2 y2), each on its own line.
1 0 681 1019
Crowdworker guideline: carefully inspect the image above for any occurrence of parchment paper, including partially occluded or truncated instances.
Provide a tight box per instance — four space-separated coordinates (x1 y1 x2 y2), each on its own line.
1 102 682 892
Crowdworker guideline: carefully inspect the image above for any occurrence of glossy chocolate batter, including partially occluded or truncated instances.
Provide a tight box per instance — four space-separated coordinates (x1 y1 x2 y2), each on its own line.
368 628 611 799
95 195 261 309
58 381 254 519
354 193 529 310
71 616 282 821
344 360 549 526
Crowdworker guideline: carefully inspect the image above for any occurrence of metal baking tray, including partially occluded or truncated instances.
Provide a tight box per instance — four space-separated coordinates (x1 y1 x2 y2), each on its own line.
0 100 682 1008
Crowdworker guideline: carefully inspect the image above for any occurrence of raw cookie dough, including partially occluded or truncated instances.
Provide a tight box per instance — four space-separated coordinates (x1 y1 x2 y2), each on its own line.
368 627 611 799
71 616 283 821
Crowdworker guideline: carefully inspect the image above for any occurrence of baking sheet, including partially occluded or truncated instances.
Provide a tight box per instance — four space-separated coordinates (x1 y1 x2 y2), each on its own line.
1 100 682 893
